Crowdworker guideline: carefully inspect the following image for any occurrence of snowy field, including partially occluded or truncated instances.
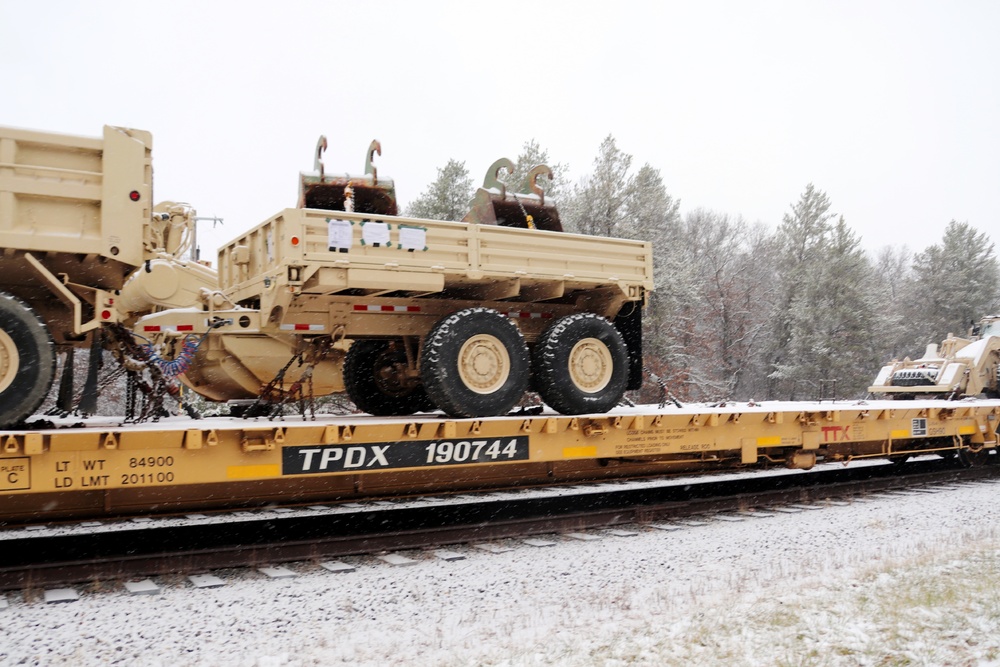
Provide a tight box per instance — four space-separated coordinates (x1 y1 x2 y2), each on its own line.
3 477 1000 666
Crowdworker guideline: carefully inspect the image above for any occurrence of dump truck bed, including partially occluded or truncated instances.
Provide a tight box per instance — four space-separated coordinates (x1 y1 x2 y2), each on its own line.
217 207 653 304
0 125 152 270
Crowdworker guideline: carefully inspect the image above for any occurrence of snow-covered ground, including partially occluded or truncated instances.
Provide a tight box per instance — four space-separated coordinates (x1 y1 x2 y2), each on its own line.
3 478 1000 666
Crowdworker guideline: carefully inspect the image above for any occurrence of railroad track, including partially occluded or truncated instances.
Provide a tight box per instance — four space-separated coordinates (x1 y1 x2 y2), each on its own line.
2 459 998 593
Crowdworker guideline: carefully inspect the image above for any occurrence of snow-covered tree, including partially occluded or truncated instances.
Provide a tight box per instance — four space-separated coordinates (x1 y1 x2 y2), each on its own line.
765 184 837 399
624 165 686 399
773 217 881 398
559 137 693 401
869 244 913 362
639 224 700 403
563 134 634 237
628 164 681 242
643 210 777 403
689 212 777 400
404 159 474 221
903 221 1000 346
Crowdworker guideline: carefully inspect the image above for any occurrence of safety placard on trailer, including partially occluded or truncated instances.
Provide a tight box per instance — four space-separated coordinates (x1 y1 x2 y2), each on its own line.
282 437 530 475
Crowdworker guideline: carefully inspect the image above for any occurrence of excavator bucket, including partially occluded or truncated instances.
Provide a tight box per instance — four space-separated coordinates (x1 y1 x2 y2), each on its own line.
298 137 398 215
463 160 562 232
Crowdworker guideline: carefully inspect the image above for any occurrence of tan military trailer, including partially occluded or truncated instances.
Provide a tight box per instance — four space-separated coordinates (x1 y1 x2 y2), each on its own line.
138 139 654 418
869 315 1000 399
0 125 215 427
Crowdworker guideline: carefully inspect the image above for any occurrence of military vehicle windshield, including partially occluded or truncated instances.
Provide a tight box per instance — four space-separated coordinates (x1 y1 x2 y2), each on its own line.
979 318 1000 337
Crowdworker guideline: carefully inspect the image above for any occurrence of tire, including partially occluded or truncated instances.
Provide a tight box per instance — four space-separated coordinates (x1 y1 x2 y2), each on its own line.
420 308 529 418
532 312 629 415
0 293 56 427
344 339 433 416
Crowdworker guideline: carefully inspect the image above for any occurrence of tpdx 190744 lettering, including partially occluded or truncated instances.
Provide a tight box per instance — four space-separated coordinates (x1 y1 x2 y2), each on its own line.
282 437 530 475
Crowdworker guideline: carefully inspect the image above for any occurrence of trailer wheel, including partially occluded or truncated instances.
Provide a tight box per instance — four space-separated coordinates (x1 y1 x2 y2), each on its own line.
0 293 56 427
420 308 529 417
533 313 629 415
344 339 433 416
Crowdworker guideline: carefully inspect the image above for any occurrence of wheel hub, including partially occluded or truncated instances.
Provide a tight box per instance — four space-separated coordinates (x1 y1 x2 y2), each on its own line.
458 334 510 394
568 337 613 393
0 328 19 394
373 352 417 397
374 364 410 396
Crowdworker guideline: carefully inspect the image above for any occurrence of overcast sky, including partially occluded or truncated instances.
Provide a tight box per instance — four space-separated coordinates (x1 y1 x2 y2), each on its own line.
2 1 997 259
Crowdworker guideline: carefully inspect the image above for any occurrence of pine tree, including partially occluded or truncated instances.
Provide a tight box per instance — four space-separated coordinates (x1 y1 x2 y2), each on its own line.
627 164 681 242
765 184 837 399
563 134 633 237
870 244 913 362
904 221 1000 347
775 217 880 398
404 159 474 221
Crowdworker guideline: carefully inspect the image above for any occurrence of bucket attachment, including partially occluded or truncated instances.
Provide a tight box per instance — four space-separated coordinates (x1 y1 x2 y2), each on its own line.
299 136 398 215
463 160 562 232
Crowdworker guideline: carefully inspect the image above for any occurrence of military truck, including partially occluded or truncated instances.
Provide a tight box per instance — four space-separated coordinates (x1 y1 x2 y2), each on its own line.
138 141 653 418
0 124 652 425
868 315 1000 399
0 125 216 426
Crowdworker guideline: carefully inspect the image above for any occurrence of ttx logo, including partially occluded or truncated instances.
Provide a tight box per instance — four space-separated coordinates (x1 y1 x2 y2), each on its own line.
821 425 852 442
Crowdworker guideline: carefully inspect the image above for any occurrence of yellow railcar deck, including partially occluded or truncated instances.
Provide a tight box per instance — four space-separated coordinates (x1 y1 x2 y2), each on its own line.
1 399 998 522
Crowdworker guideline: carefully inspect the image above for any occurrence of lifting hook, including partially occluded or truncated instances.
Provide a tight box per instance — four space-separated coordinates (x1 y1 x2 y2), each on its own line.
365 139 381 184
525 164 553 206
314 135 328 180
482 157 515 199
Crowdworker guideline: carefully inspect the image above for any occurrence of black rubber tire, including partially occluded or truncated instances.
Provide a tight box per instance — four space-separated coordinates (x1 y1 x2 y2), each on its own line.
344 339 433 416
532 312 629 415
420 308 529 418
0 293 56 427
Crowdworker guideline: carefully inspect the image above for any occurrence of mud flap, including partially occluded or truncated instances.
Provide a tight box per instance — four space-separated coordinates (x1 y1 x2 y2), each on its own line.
77 330 103 415
614 302 643 391
56 346 75 413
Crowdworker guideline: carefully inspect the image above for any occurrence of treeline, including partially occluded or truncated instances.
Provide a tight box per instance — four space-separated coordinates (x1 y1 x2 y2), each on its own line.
406 135 1000 402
